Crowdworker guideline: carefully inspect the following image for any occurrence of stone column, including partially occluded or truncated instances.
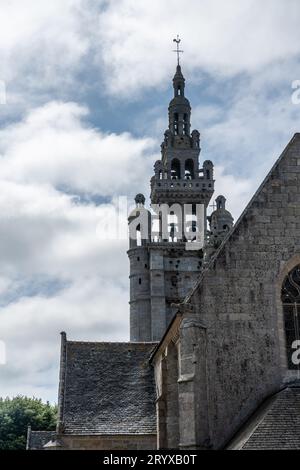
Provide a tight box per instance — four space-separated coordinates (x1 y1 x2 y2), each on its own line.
26 426 31 450
179 160 183 180
56 331 67 435
165 341 180 448
178 315 211 449
156 355 167 449
178 114 184 135
150 250 166 341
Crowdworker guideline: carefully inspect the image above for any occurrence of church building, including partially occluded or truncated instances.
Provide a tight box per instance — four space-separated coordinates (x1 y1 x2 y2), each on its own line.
27 55 300 450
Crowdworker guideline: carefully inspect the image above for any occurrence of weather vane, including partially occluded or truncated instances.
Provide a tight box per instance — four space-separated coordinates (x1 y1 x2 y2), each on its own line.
173 35 183 66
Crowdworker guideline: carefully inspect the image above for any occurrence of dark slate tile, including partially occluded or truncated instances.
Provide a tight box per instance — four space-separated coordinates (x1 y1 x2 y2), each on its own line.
62 342 157 435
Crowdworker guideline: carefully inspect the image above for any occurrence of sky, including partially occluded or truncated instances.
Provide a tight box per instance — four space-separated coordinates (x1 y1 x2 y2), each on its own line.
1 0 300 402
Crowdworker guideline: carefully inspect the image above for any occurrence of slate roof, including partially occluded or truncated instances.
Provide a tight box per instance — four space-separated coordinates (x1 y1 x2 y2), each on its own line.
27 430 56 450
227 386 300 450
62 341 157 435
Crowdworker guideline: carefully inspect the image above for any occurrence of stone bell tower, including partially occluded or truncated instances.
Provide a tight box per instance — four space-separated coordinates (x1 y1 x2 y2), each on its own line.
205 195 234 260
128 57 215 343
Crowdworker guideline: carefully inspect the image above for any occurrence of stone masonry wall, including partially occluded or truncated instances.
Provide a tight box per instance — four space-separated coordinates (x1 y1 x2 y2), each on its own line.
188 134 300 449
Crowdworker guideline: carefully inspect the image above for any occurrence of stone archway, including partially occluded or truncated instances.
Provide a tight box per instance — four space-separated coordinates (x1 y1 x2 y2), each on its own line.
281 265 300 371
276 255 300 381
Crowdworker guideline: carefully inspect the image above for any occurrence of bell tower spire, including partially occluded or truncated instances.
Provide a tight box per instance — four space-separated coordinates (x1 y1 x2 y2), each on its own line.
168 37 191 138
169 65 191 137
151 37 214 208
173 64 185 98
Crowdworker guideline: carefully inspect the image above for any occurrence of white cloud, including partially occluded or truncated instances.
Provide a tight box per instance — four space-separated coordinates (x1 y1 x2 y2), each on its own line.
0 0 91 83
193 70 300 180
96 0 300 96
1 0 300 105
212 166 253 220
0 277 129 400
0 101 155 196
0 101 155 400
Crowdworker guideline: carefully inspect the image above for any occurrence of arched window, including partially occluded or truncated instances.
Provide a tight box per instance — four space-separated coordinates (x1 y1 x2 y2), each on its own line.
184 159 194 179
171 159 181 180
281 265 300 370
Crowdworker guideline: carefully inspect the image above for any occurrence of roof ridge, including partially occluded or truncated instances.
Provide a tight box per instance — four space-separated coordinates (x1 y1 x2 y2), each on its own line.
30 430 56 433
66 340 158 345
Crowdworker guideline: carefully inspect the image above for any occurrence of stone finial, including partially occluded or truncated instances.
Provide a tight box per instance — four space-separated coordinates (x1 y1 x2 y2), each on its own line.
60 331 66 341
135 193 145 206
26 426 31 450
205 194 234 259
216 195 226 210
57 331 67 434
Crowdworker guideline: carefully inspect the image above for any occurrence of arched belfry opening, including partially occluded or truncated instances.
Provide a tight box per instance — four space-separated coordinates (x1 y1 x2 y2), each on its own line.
176 84 183 96
184 159 194 179
281 264 300 370
171 158 181 179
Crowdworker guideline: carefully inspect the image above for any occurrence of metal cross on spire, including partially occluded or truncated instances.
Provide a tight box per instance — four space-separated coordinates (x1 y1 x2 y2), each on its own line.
173 35 184 66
